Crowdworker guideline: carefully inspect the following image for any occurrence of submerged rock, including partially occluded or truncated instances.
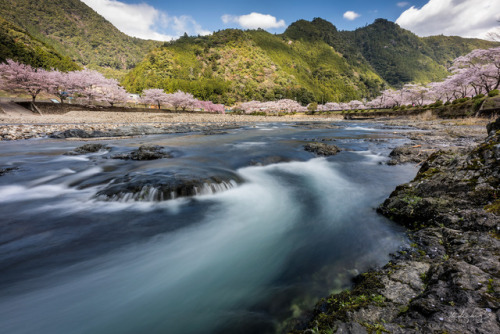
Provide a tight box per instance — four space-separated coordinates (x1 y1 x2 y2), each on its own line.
95 168 242 202
0 167 17 176
112 145 172 160
304 142 341 156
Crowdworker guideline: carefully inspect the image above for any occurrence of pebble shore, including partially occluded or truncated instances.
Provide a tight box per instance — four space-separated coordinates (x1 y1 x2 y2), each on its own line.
0 111 342 140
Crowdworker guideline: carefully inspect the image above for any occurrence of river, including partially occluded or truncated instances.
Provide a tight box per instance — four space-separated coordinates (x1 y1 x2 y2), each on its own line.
0 121 417 333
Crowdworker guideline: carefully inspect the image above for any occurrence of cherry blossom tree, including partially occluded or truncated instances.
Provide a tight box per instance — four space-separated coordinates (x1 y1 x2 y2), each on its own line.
0 59 52 103
348 100 365 110
140 88 169 109
166 91 198 111
98 81 129 107
451 47 500 94
197 100 225 114
403 84 431 106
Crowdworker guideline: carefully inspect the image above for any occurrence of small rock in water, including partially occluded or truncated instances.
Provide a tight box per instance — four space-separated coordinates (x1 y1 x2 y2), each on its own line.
304 142 341 156
65 143 109 155
112 145 172 160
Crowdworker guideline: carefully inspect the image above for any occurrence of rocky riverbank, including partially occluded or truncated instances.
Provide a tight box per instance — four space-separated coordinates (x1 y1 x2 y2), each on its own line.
0 110 343 140
289 119 499 333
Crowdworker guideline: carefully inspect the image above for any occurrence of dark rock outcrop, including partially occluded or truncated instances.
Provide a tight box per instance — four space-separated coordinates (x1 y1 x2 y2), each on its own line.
111 145 172 160
95 168 242 202
64 143 109 155
291 118 500 334
387 144 434 165
304 142 341 156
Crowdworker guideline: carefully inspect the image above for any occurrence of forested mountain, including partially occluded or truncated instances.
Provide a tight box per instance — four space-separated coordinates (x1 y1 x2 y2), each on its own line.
123 29 385 105
0 16 79 71
0 0 160 78
124 18 498 104
285 18 498 86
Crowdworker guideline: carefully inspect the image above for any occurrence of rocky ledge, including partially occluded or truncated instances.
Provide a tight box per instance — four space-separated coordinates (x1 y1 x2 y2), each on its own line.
304 142 341 156
290 118 499 333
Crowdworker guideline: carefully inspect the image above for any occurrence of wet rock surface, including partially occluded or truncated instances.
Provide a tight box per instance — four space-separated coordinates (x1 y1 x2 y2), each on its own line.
384 119 487 166
290 119 500 334
95 168 243 202
64 143 109 155
111 145 173 160
304 142 341 156
0 167 17 176
387 144 434 165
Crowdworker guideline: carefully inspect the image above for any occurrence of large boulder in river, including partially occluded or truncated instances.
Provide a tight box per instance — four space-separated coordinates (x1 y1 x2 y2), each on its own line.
95 167 242 201
304 142 341 156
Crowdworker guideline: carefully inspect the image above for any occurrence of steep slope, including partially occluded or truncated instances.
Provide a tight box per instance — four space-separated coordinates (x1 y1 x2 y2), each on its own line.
0 0 160 77
287 18 499 88
123 29 385 105
0 16 79 71
341 19 450 86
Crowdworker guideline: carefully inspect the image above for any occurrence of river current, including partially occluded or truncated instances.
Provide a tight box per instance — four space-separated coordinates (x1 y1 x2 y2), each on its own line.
0 122 417 333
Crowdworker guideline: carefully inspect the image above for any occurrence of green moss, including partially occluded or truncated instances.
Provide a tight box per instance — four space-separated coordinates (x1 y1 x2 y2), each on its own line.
306 272 386 331
487 278 494 293
362 322 390 334
417 167 440 179
484 199 500 215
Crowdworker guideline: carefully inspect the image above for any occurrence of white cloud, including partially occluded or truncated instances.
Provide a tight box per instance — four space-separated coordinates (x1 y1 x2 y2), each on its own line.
396 0 500 39
397 2 410 7
81 0 210 41
343 11 360 21
221 12 286 30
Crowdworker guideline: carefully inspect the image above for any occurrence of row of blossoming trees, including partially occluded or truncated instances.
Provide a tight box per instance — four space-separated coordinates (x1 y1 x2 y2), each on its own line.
312 46 500 112
0 60 225 113
1 46 498 114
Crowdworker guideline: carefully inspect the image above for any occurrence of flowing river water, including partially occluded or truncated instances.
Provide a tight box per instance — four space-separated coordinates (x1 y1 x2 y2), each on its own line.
0 122 417 333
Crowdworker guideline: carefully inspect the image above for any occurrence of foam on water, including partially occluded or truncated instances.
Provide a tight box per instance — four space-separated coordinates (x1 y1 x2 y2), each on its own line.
345 126 378 131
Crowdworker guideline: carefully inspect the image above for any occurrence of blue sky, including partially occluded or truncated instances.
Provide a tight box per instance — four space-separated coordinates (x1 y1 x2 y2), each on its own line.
81 0 500 41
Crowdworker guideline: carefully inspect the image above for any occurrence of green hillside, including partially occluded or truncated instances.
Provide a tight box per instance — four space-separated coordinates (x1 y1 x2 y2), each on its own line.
123 29 385 105
341 19 450 85
0 0 160 78
286 18 499 87
0 16 79 71
124 17 498 104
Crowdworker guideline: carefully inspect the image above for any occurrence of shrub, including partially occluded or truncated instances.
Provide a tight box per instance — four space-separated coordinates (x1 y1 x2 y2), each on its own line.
472 94 485 99
473 97 485 112
452 97 469 104
444 101 451 106
429 100 443 108
488 89 499 97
